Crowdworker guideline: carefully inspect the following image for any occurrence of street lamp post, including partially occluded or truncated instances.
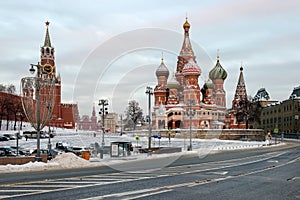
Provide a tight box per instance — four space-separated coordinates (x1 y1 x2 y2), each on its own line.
29 63 43 161
185 99 196 151
145 86 153 150
98 99 108 159
16 112 22 157
119 114 123 136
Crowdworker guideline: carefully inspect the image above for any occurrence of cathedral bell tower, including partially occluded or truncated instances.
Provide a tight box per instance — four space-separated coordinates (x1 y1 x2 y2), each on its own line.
176 18 196 102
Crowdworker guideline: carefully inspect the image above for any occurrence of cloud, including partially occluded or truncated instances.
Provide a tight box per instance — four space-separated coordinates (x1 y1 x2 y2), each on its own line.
0 0 299 116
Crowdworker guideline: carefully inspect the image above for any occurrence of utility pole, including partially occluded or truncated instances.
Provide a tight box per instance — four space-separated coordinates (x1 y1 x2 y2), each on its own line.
98 99 108 159
185 99 195 151
119 114 123 136
145 86 153 150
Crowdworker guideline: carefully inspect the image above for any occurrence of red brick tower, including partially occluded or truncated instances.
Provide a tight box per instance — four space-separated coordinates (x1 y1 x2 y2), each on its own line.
40 22 62 125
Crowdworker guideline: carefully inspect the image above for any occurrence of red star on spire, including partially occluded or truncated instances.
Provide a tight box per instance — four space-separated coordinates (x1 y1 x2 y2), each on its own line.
45 21 50 26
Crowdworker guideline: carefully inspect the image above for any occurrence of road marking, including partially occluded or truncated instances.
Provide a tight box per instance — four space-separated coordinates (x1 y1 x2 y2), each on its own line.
1 150 295 199
207 171 228 175
267 160 279 163
287 176 300 181
12 184 80 188
121 189 173 200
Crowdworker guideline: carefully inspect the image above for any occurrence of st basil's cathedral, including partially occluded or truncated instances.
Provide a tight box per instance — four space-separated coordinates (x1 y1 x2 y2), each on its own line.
153 18 228 130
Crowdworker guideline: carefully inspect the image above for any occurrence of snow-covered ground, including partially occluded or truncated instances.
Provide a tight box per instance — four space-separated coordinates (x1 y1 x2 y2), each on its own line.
0 127 280 173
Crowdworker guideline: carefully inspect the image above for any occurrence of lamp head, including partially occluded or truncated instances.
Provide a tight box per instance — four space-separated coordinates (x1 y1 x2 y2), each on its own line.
29 66 35 74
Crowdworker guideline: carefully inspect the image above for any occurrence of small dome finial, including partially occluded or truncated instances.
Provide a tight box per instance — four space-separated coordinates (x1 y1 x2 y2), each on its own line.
161 52 164 63
217 49 220 61
240 61 244 71
45 21 50 27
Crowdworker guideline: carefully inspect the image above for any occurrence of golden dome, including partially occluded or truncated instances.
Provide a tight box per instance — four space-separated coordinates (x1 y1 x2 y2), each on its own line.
183 17 190 29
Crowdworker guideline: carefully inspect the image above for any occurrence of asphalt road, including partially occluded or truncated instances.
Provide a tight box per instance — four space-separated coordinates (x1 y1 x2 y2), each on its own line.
0 141 299 200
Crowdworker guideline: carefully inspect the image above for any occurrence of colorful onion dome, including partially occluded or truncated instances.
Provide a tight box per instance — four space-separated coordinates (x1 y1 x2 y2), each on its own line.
182 58 201 76
155 57 169 78
209 53 227 80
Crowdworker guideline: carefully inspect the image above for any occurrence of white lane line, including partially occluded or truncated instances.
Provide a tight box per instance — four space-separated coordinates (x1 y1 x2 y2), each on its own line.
207 171 228 175
82 176 136 180
121 189 173 200
0 189 39 192
11 184 102 188
187 155 300 188
79 187 167 200
45 181 102 184
267 160 279 163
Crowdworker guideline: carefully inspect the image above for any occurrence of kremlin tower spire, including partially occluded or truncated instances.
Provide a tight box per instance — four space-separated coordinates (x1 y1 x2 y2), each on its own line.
44 21 52 47
40 21 55 75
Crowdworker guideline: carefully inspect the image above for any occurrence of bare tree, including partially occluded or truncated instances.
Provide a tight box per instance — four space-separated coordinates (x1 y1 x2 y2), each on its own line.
10 97 23 130
4 98 13 130
125 100 143 130
0 95 6 130
0 84 5 92
6 84 16 94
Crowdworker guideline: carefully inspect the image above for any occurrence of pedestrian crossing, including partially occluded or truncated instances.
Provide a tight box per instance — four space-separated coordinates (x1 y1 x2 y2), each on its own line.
0 171 171 199
0 151 286 199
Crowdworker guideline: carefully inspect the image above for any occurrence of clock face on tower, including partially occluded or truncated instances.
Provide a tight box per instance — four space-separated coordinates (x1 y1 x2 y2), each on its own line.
42 63 54 75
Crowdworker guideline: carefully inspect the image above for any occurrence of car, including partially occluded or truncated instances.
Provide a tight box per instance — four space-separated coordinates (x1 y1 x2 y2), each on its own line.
10 146 30 156
0 147 17 157
3 134 17 140
55 141 69 150
65 146 89 156
0 136 9 141
31 149 59 160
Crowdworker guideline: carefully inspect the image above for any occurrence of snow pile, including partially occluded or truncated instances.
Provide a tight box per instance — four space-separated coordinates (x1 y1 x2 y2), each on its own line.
0 160 59 172
49 152 95 168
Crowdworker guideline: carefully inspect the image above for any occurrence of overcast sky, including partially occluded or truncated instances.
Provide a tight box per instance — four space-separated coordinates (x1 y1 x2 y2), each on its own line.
0 0 299 116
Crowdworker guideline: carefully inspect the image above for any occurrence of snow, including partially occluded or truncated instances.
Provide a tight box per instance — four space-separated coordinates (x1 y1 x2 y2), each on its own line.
0 126 281 173
49 152 95 168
